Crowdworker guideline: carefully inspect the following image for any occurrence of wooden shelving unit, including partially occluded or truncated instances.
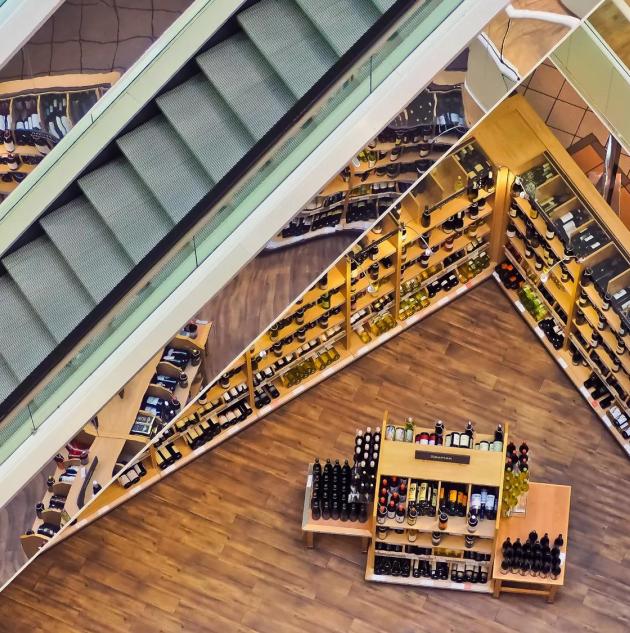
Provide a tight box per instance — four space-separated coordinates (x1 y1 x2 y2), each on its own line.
364 411 507 593
492 482 571 602
266 108 467 250
476 96 630 456
20 321 210 556
34 94 629 560
301 465 372 549
0 72 120 199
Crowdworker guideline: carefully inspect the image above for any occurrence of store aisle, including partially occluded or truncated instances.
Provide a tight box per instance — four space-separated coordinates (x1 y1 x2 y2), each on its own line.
1 280 629 633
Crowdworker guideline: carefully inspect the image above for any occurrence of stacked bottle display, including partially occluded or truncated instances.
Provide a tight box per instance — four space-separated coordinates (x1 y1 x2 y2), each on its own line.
384 417 504 451
501 441 530 516
373 554 489 584
499 532 564 579
373 469 492 585
310 427 381 523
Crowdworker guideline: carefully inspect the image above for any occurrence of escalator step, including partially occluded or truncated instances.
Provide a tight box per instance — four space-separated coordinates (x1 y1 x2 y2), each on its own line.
2 237 96 343
0 276 56 381
295 0 381 56
0 355 18 403
157 74 255 182
117 115 214 223
78 157 174 264
370 0 397 12
238 0 338 99
40 197 134 303
196 33 296 141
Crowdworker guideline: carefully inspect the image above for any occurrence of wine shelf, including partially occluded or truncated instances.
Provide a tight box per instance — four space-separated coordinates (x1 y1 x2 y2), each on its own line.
495 272 630 457
41 94 630 564
384 515 496 539
20 323 211 556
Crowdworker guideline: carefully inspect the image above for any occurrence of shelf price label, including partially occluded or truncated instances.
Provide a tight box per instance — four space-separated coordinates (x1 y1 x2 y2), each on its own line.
602 414 612 428
514 300 525 313
557 357 568 369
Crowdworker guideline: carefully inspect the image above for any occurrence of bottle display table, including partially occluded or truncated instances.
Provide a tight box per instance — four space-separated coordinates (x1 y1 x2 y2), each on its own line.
301 466 372 551
492 482 571 602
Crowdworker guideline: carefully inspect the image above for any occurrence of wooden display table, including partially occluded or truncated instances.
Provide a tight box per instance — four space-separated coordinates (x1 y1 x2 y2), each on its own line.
301 467 372 551
492 482 571 603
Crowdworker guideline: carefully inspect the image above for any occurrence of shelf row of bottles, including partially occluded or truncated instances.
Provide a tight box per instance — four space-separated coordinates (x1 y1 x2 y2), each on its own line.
495 261 630 454
383 417 504 451
0 75 118 197
372 554 490 585
268 114 489 250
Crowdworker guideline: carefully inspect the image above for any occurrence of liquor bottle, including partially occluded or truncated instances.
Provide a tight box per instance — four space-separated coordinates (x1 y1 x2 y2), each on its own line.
312 457 322 477
438 510 448 530
421 205 431 228
377 504 386 524
434 420 444 444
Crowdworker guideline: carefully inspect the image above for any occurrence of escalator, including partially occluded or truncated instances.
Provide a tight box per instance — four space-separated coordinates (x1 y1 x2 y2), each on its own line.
0 0 511 506
0 0 407 408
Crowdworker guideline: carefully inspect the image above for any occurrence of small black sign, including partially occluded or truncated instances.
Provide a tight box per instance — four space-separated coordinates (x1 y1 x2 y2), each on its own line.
415 450 471 465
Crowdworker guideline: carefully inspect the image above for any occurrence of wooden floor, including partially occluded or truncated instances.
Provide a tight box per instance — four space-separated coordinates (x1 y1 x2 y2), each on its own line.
590 0 630 68
1 280 629 633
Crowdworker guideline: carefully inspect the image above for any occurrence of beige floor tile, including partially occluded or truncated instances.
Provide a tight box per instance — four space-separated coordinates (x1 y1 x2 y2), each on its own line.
523 88 556 121
548 127 575 148
577 110 610 146
546 99 586 135
527 63 565 97
558 80 586 108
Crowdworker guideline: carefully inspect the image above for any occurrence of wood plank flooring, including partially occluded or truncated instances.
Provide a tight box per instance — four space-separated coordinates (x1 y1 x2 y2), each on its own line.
1 280 629 633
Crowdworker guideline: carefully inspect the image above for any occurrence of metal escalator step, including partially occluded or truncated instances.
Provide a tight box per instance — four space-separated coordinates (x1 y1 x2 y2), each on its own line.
0 275 57 381
157 74 255 182
2 237 96 344
117 115 214 223
40 197 134 303
78 157 174 264
0 355 18 403
196 33 296 141
295 0 381 56
370 0 396 12
238 0 338 99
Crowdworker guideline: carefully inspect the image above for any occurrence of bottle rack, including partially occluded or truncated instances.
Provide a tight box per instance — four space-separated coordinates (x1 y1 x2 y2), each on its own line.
38 140 496 552
0 72 119 197
20 321 210 557
478 96 630 457
266 90 467 250
365 412 508 593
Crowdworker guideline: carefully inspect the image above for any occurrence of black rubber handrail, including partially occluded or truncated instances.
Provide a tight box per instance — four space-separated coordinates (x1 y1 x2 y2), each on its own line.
0 0 422 421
